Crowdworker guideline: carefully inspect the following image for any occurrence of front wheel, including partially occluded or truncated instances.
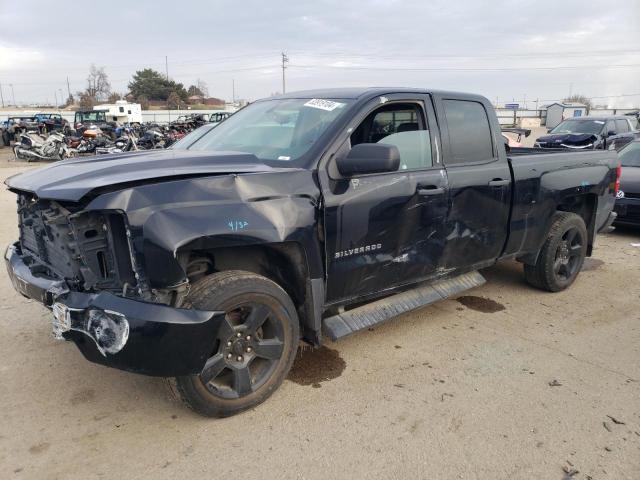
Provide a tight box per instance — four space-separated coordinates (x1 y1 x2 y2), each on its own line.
524 212 588 292
171 270 300 417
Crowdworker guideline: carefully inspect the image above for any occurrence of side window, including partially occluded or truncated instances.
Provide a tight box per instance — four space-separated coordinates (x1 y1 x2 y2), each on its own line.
605 120 616 135
442 100 494 164
350 103 432 170
615 119 629 133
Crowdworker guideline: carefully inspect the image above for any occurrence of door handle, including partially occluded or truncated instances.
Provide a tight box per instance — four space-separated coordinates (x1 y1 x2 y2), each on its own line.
488 179 510 187
417 186 445 196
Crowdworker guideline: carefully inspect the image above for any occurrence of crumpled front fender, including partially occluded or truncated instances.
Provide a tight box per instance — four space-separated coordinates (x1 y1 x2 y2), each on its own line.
86 170 323 287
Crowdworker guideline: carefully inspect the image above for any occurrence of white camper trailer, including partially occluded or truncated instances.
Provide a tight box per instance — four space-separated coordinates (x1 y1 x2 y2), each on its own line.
94 100 142 124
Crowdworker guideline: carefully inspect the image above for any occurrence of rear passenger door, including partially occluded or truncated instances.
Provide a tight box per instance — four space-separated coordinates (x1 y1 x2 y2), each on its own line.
434 96 512 270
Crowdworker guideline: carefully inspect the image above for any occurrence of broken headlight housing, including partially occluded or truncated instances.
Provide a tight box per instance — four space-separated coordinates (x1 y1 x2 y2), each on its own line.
52 303 130 356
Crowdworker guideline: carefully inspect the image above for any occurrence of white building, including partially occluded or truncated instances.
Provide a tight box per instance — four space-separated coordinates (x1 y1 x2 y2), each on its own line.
544 102 588 128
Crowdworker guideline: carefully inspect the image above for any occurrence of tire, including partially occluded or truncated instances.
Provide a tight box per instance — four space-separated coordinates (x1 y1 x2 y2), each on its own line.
2 131 9 147
171 270 300 417
524 212 588 292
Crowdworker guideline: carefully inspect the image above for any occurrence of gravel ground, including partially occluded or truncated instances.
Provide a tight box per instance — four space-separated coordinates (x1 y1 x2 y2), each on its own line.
0 148 638 480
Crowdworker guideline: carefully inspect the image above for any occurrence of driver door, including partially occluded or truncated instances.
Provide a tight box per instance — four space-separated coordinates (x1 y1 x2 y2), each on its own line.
321 95 449 304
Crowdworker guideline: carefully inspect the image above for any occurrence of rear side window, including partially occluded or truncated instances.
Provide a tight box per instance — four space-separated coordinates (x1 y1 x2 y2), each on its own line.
615 119 630 133
443 100 494 164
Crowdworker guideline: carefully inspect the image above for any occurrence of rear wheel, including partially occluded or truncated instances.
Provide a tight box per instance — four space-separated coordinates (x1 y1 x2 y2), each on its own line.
171 271 299 417
524 212 588 292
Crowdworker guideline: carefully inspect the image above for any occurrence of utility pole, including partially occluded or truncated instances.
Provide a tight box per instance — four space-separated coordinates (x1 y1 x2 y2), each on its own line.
165 56 169 80
523 93 527 110
281 52 289 94
232 78 235 104
568 82 573 98
54 90 58 108
0 82 4 107
10 83 15 106
66 77 71 101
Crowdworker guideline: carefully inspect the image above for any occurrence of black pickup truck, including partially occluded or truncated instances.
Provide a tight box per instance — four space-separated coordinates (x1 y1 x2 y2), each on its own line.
5 88 619 417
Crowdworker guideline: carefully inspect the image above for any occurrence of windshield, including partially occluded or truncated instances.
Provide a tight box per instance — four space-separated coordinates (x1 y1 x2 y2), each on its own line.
171 124 217 150
620 142 640 167
550 119 604 135
76 111 106 122
185 98 352 164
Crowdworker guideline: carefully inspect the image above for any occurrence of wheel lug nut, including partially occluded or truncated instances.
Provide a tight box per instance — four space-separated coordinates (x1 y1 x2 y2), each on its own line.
236 333 242 338
246 347 252 353
237 356 243 362
226 353 232 359
246 335 251 341
227 341 232 347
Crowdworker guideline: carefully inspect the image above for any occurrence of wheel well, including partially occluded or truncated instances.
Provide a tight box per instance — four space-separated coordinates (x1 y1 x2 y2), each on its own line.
518 194 597 266
556 194 597 256
178 243 318 343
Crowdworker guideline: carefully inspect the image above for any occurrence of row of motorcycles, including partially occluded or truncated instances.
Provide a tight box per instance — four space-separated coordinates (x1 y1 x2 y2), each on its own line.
12 119 205 162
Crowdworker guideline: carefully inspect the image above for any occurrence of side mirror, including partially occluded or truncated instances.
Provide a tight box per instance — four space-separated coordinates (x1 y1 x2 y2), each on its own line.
606 130 616 137
336 143 400 176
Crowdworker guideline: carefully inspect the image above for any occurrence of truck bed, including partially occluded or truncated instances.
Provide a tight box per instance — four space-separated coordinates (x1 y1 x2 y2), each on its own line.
503 149 618 258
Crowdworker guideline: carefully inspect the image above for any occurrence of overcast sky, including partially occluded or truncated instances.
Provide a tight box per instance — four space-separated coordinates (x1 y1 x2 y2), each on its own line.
1 0 639 108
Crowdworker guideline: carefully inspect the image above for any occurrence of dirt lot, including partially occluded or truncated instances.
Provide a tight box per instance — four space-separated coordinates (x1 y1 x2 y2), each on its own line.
0 148 638 480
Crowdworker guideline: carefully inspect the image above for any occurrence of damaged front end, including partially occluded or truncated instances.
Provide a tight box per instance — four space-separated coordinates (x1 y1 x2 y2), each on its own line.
5 192 225 376
535 133 600 150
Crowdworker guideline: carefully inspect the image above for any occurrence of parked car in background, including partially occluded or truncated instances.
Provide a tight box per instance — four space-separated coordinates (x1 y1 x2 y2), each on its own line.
534 116 638 151
34 113 69 134
209 111 231 124
502 127 531 150
614 138 640 226
1 116 39 146
74 109 117 138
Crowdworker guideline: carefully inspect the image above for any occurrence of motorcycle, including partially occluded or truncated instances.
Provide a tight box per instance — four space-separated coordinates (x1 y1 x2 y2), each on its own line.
137 128 166 149
95 130 139 155
13 131 76 162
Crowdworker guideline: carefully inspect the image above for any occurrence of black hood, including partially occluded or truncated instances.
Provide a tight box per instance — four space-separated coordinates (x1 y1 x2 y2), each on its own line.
620 166 640 193
5 150 291 202
536 133 600 147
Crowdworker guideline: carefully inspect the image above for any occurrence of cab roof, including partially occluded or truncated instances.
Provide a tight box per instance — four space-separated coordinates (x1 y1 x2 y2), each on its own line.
271 87 487 102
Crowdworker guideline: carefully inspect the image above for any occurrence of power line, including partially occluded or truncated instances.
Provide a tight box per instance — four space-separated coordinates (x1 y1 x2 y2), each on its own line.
286 49 640 60
6 65 281 87
288 63 640 72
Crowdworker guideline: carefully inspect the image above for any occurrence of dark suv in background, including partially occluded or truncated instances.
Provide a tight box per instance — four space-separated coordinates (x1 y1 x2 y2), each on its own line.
535 116 638 150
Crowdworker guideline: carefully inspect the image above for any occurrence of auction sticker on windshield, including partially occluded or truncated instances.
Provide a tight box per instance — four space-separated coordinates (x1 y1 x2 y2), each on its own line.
304 99 345 111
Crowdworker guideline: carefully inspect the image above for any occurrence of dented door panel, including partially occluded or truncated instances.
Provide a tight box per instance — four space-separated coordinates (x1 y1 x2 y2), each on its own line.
323 168 448 303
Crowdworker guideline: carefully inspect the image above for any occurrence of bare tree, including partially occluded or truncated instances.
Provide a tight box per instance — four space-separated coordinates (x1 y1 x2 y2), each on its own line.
107 92 123 103
167 91 184 109
196 79 209 98
86 64 111 102
77 91 95 109
563 94 592 112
